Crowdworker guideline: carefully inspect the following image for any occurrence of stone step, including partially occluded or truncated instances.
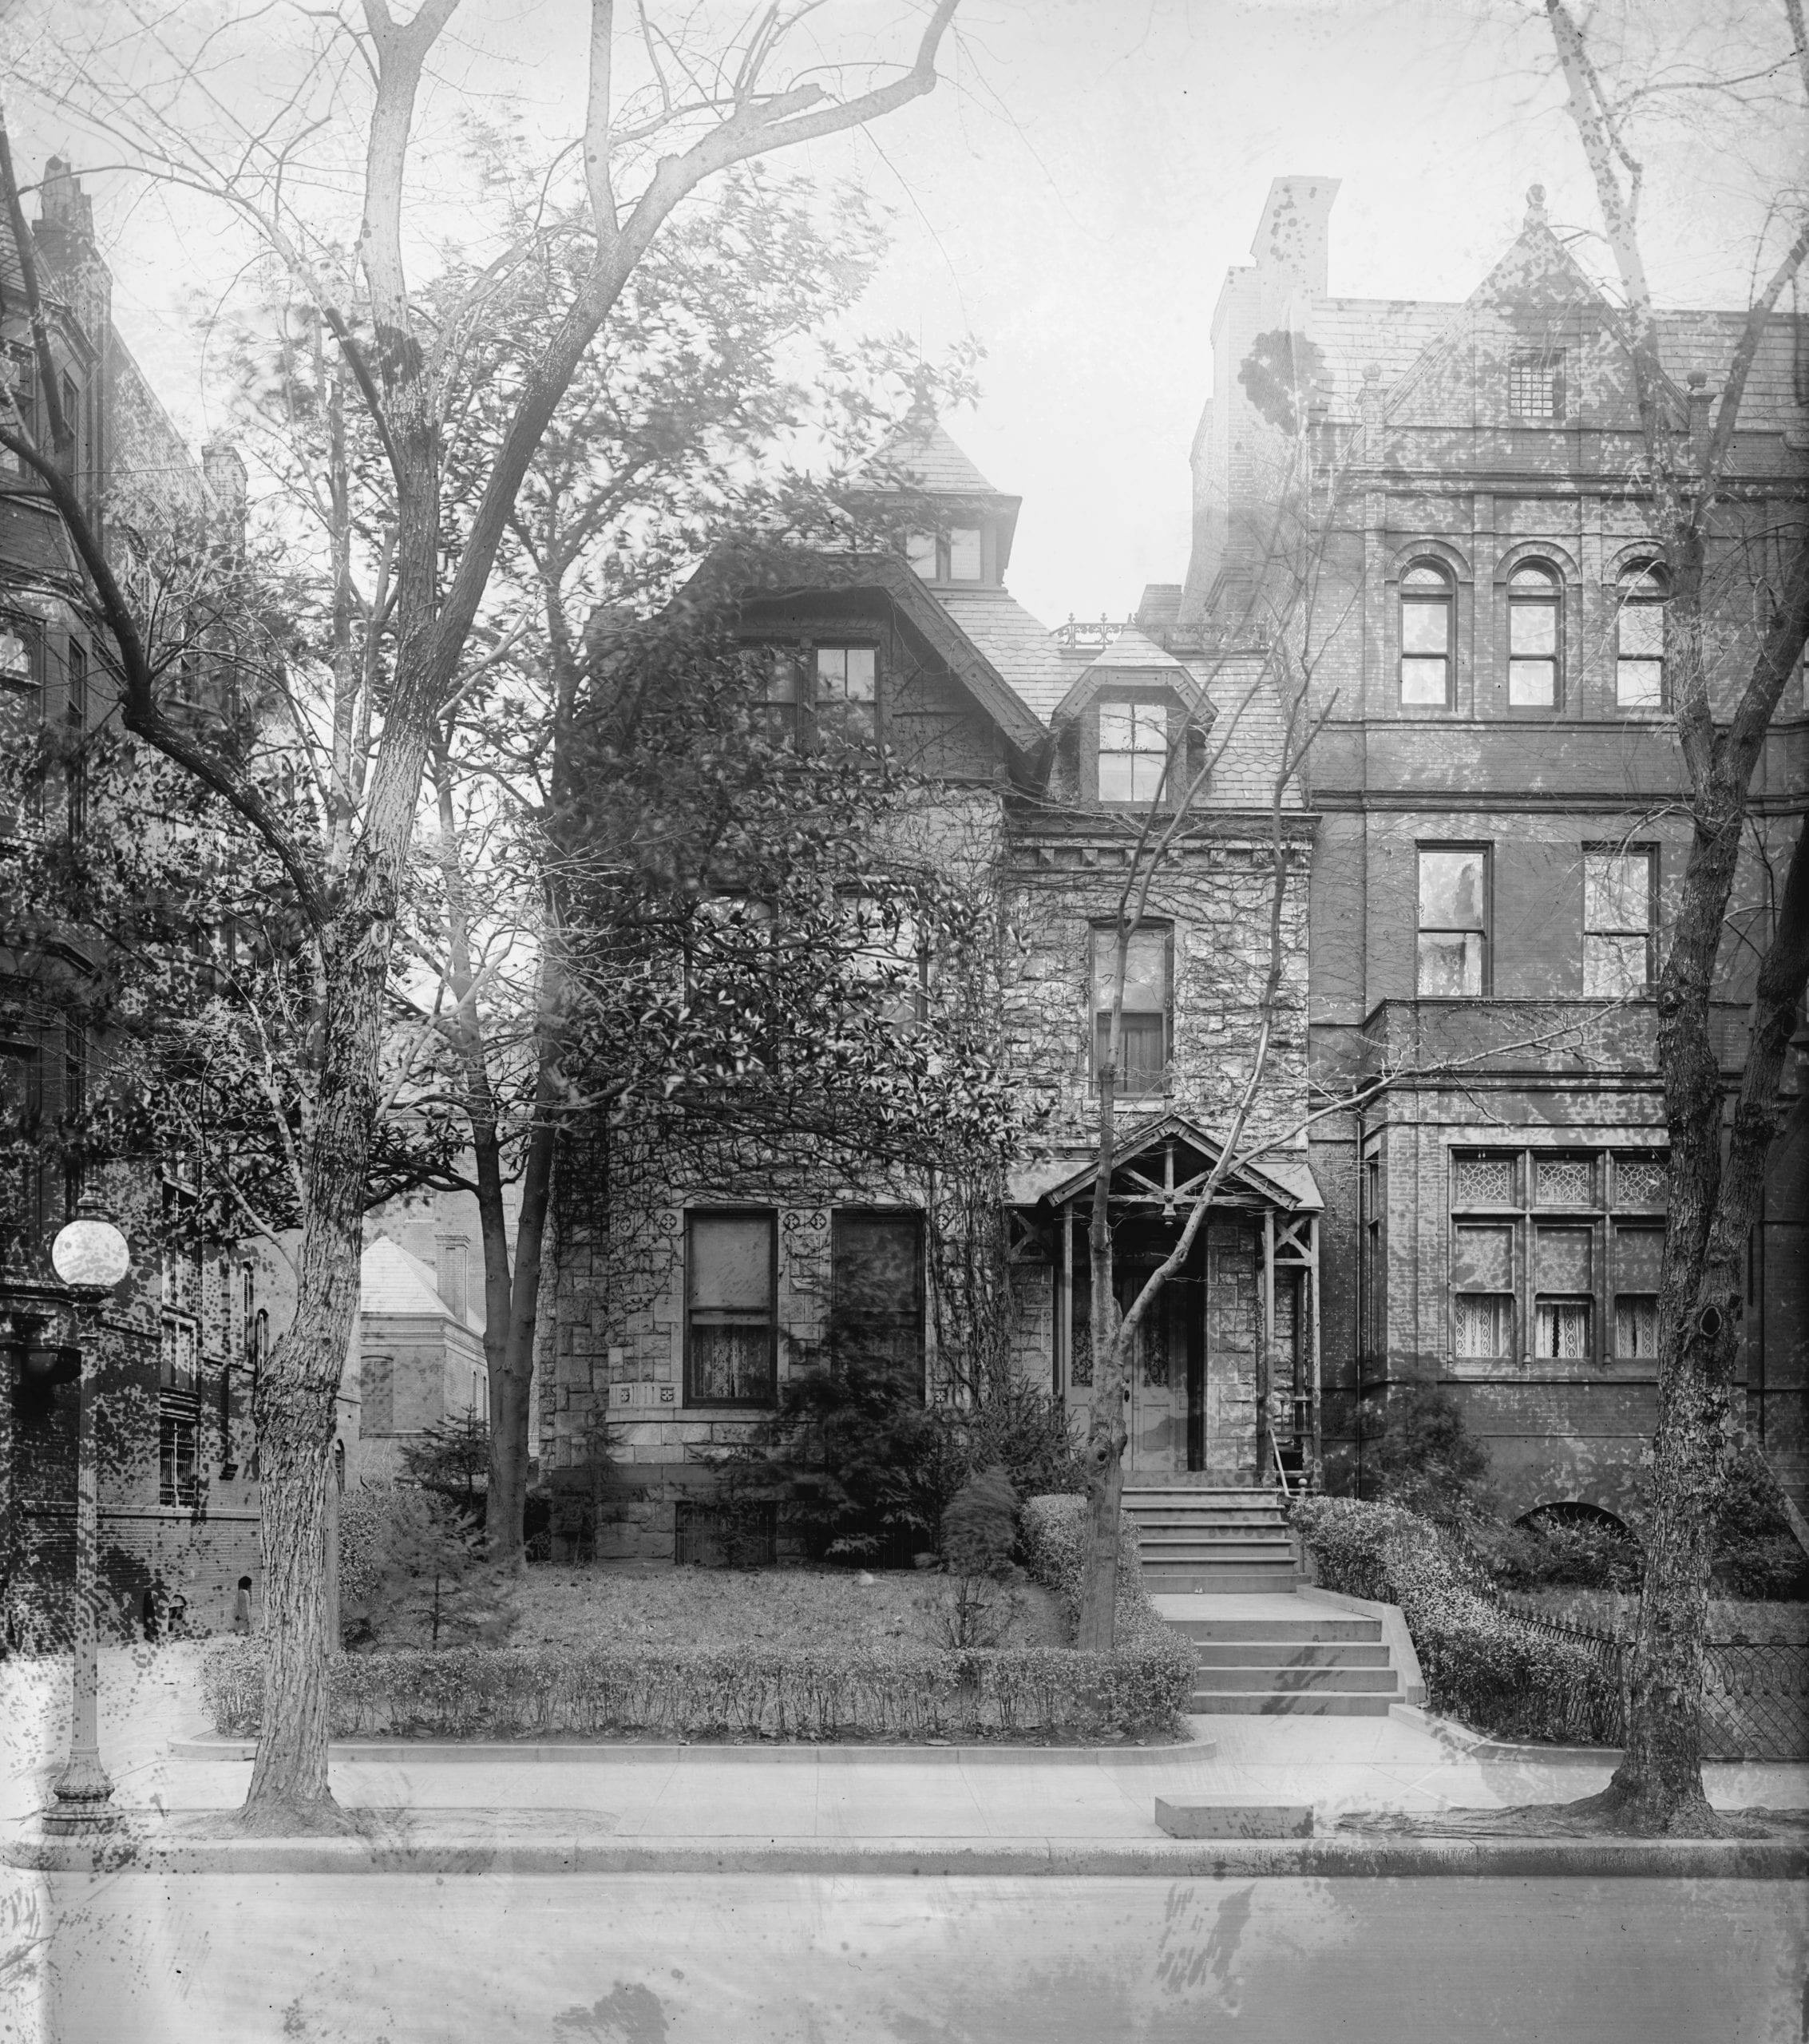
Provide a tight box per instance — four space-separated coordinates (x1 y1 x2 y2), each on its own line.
1136 1537 1292 1553
1142 1568 1301 1594
1194 1665 1399 1694
1191 1641 1391 1668
1188 1689 1398 1717
1120 1512 1292 1528
1162 1614 1383 1642
1122 1475 1276 1491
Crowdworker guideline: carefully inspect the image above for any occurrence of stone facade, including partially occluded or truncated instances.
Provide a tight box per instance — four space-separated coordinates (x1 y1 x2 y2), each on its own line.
538 435 1316 1558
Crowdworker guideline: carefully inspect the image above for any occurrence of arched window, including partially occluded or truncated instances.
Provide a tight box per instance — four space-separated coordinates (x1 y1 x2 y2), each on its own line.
1616 563 1668 707
1399 562 1453 705
1506 563 1560 707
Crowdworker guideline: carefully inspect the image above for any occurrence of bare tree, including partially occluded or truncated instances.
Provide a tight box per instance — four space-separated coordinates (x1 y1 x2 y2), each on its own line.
1539 0 1809 1834
0 0 963 1831
1073 415 1340 1649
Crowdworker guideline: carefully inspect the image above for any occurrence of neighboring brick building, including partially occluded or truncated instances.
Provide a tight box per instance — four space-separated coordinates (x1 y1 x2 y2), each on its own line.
2 161 262 1642
540 422 1320 1560
1166 177 1808 1515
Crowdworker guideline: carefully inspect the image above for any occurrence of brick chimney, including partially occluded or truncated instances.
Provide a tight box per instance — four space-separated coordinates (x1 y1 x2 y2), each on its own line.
31 156 112 347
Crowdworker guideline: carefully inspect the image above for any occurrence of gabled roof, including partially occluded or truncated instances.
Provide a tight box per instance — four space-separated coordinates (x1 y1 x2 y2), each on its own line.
1380 192 1633 429
361 1237 459 1322
734 551 1050 760
1022 1112 1322 1214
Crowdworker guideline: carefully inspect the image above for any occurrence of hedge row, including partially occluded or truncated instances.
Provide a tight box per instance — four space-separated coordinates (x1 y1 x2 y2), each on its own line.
1019 1493 1171 1646
200 1633 1194 1742
1292 1495 1621 1745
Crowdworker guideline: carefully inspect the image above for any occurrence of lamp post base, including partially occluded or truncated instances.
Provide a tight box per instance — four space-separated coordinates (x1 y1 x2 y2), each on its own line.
46 1753 116 1833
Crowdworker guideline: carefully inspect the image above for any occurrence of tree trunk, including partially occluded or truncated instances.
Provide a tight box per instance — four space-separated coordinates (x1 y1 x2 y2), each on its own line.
1075 1063 1124 1650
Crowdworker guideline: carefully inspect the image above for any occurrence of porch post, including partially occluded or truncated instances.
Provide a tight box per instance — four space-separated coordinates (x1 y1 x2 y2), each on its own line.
1308 1214 1324 1491
1057 1203 1072 1404
1258 1210 1274 1490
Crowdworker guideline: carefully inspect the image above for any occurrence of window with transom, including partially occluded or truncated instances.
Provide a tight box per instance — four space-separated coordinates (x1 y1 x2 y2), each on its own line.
1449 1147 1669 1369
1417 847 1489 997
1400 563 1454 705
686 1210 777 1406
1096 700 1170 802
1615 564 1668 708
1507 563 1561 707
1583 849 1656 996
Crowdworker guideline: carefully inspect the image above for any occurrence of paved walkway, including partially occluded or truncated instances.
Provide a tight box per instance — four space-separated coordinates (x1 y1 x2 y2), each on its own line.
4 1642 1803 1848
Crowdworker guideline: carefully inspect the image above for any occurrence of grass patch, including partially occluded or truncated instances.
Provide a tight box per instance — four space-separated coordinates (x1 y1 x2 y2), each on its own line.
511 1564 1067 1653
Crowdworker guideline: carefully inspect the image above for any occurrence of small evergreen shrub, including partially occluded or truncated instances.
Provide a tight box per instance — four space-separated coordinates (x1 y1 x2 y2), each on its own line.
940 1464 1018 1579
339 1483 518 1651
724 1317 947 1563
1368 1384 1495 1523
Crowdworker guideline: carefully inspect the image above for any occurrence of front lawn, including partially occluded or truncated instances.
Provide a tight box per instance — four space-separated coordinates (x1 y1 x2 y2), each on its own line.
511 1564 1067 1653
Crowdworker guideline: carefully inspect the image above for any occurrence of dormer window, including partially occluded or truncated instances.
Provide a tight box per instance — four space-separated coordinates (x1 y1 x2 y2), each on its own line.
747 642 877 747
905 525 985 584
1097 699 1169 802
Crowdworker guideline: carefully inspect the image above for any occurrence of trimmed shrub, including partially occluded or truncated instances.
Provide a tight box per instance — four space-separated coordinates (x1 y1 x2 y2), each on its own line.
1019 1494 1174 1649
1293 1495 1621 1744
200 1632 1194 1744
940 1464 1018 1579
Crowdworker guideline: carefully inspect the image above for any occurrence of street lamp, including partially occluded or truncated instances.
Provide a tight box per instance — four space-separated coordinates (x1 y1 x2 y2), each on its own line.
42 1202 130 1835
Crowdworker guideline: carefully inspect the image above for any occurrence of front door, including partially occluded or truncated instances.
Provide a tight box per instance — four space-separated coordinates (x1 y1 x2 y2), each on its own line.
1121 1257 1205 1473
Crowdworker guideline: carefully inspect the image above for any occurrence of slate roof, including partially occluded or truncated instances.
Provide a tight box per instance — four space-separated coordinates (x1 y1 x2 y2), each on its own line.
936 586 1085 724
361 1238 459 1323
866 418 1010 498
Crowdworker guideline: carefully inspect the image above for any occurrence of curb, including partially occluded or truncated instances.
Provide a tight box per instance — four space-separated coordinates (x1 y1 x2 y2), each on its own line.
7 1823 1803 1880
169 1737 1220 1769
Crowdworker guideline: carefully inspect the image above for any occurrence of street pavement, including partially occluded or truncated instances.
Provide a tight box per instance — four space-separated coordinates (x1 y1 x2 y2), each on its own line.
4 1642 1805 2042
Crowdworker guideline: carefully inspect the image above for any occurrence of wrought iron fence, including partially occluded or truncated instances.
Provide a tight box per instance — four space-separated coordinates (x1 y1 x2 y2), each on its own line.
1358 1517 1806 1760
1495 1586 1807 1761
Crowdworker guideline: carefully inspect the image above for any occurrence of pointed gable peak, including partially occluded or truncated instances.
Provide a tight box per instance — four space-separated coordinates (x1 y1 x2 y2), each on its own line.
868 414 1007 499
1469 184 1606 315
1082 624 1186 672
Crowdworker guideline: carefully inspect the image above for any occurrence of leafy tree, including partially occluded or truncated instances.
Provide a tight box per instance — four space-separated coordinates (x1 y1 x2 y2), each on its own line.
1 0 965 1830
1538 0 1809 1835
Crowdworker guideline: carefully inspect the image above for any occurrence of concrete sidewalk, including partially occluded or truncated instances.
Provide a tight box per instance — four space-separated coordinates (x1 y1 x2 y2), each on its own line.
6 1640 1804 1862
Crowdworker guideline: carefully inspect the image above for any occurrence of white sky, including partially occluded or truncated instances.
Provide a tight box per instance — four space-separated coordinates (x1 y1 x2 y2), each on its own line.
11 0 1800 628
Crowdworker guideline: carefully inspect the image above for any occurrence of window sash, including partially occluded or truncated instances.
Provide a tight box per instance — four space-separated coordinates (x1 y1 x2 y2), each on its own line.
1533 1297 1592 1361
1455 1293 1513 1357
1614 1296 1660 1359
686 1212 775 1404
1097 703 1169 802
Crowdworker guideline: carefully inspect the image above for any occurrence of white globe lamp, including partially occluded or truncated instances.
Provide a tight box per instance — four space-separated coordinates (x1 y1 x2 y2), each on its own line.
50 1214 132 1296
